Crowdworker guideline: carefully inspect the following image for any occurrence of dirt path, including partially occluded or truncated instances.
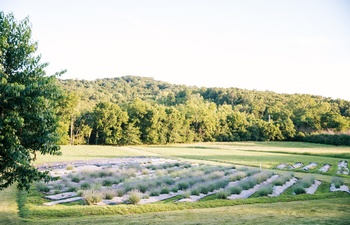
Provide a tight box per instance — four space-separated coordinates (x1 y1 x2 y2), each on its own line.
0 185 21 225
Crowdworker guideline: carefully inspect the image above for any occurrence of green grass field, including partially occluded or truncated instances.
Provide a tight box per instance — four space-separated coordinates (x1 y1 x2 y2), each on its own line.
1 141 349 224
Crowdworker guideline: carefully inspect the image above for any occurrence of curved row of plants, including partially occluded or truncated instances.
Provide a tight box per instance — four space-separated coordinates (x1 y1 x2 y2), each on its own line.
31 159 349 208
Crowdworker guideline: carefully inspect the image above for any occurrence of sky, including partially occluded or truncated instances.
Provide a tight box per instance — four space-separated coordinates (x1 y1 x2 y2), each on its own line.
2 0 350 100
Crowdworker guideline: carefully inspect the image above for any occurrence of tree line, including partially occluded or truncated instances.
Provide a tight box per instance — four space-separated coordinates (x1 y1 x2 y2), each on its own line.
57 76 350 146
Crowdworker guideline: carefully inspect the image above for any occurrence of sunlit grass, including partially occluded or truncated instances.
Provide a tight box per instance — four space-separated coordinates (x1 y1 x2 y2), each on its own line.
23 197 350 225
33 145 158 165
138 144 346 170
0 185 21 225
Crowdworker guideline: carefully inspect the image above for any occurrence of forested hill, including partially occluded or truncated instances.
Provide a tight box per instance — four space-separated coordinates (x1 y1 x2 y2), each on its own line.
56 75 350 146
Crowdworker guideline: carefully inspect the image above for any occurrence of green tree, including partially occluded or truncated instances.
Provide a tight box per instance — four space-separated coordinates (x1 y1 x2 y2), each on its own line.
165 106 186 143
93 102 128 145
183 97 217 142
56 91 79 144
73 111 93 144
214 104 233 141
0 12 64 190
226 111 250 141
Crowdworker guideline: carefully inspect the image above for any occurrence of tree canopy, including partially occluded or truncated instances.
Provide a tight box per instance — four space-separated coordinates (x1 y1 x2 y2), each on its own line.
0 12 63 190
56 76 350 146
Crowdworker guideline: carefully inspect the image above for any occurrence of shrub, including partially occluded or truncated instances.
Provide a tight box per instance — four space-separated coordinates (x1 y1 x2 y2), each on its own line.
199 186 209 194
246 169 259 176
216 191 229 199
191 189 200 196
103 189 116 200
80 182 91 190
253 172 272 184
160 188 170 194
102 179 113 187
54 184 63 190
292 185 306 195
182 191 191 198
150 190 160 196
147 165 157 170
36 182 50 192
303 133 350 146
299 176 315 188
83 190 103 205
71 176 81 183
229 186 242 195
92 183 102 190
66 165 74 170
272 173 293 186
178 182 189 190
99 171 111 178
171 186 178 193
256 185 273 197
89 173 98 178
116 189 125 197
127 190 142 204
215 179 230 189
156 169 167 176
141 169 149 175
138 184 148 193
164 178 175 185
238 167 248 172
207 183 216 192
208 171 225 180
331 177 344 188
143 193 150 199
67 186 77 192
239 177 258 190
230 171 246 181
183 163 191 168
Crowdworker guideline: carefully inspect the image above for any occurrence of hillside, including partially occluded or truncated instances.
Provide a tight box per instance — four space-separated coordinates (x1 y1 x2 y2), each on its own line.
56 75 350 146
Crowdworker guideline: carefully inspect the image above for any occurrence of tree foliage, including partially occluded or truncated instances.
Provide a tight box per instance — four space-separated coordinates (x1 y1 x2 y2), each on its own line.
56 75 350 146
0 12 63 190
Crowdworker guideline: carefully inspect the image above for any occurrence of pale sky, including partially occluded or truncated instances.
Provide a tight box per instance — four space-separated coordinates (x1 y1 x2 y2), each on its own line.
2 0 350 100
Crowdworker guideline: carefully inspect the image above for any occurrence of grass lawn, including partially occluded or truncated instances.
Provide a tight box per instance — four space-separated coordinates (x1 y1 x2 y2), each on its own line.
23 197 350 225
137 142 350 174
34 145 159 165
0 185 21 225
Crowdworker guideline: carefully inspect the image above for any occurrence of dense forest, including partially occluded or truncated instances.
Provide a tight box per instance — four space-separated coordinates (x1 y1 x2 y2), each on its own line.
56 76 350 146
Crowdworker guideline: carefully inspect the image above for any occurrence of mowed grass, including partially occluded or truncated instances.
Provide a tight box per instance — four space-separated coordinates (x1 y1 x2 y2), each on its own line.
137 142 349 172
0 186 21 225
34 145 159 165
23 197 350 225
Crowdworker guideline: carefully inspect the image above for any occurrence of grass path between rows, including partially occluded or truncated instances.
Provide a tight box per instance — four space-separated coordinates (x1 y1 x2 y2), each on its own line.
0 185 21 225
23 197 350 225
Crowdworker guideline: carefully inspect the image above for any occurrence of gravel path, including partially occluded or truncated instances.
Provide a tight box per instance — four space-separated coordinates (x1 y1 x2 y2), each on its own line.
330 184 350 193
337 161 349 175
227 175 279 200
268 177 298 197
302 162 317 171
43 197 83 206
319 164 330 173
305 180 321 194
